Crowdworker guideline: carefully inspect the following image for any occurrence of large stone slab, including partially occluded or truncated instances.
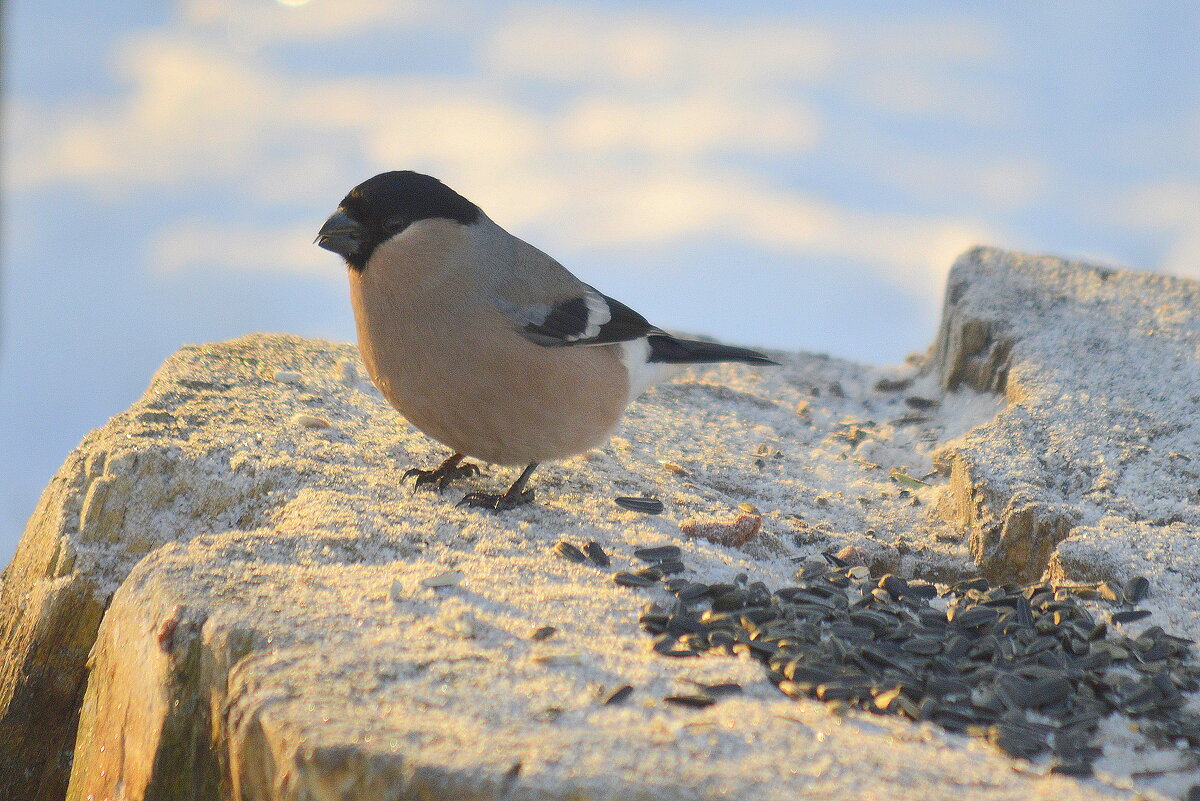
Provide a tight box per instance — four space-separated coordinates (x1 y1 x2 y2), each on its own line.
931 247 1200 594
0 337 361 800
3 246 1200 800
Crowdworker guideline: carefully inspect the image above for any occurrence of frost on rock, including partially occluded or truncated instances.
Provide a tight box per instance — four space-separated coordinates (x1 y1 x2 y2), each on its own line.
2 247 1200 801
931 247 1200 588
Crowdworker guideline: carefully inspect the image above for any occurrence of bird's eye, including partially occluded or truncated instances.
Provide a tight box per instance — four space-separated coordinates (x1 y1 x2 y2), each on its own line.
382 215 408 235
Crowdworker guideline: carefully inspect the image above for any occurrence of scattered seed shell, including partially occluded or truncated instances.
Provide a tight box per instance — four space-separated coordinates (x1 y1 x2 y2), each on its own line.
634 545 682 562
531 626 557 641
875 377 912 392
613 571 657 588
1123 576 1150 605
702 682 743 697
605 685 634 705
553 541 587 563
637 556 1200 771
290 413 331 429
532 653 583 666
615 496 665 514
420 570 464 588
583 541 610 567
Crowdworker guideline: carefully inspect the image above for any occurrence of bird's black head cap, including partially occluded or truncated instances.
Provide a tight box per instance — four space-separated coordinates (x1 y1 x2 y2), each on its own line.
317 170 481 270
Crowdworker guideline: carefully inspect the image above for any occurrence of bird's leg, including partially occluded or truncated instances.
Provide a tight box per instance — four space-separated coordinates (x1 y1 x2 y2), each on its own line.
403 452 481 492
457 462 538 511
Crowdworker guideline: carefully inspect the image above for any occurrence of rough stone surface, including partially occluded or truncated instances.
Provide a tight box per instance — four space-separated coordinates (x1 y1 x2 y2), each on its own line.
931 247 1200 586
2 246 1200 800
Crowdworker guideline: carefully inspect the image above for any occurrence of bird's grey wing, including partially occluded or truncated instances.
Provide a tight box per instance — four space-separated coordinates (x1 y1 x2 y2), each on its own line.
489 236 659 348
503 286 657 347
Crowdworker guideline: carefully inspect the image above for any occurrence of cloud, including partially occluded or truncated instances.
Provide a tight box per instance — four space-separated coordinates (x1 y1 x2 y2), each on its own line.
10 38 287 192
179 0 433 43
1115 179 1200 279
1121 180 1200 231
471 165 997 294
9 2 1008 302
485 8 1009 126
558 94 819 158
483 7 836 90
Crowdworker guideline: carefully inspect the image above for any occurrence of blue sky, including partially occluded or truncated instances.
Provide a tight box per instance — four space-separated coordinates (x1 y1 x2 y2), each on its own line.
3 1 1199 561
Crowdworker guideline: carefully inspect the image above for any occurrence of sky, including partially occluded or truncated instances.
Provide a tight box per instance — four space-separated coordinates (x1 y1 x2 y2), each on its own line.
2 1 1199 562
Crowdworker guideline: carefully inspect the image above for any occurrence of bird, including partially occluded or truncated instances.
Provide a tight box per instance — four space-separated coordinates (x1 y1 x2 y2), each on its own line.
316 170 777 510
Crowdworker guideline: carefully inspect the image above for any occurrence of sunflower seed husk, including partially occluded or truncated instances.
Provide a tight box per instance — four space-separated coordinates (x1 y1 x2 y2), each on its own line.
652 635 698 657
636 567 664 582
950 606 999 629
583 541 610 567
634 545 682 562
616 496 665 514
657 559 687 575
1123 576 1150 605
604 685 633 705
613 571 657 588
420 570 464 588
635 558 1200 772
553 541 587 563
675 581 710 601
1050 761 1094 777
702 682 743 697
531 626 557 641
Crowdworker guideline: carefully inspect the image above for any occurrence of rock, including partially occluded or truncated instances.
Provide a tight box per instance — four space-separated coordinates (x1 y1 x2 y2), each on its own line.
0 336 359 801
931 247 1200 585
5 247 1200 800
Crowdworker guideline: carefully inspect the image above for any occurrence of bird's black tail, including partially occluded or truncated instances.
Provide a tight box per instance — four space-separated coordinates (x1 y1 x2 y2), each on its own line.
647 334 779 366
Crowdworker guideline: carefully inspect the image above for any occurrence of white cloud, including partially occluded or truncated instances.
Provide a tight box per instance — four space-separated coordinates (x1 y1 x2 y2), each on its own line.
360 87 548 168
10 38 285 191
1121 180 1200 231
9 2 1009 302
485 8 1009 127
483 7 836 90
1115 180 1200 279
484 166 997 293
558 94 819 157
180 0 433 43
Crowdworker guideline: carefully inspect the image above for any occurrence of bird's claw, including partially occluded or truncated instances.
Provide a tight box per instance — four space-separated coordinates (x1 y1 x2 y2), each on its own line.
403 461 481 493
456 489 535 511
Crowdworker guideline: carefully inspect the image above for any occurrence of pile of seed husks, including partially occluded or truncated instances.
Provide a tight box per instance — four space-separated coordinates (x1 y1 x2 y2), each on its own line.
625 548 1200 776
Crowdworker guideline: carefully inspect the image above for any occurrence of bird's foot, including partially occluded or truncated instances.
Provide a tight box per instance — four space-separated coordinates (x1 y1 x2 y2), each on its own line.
403 455 481 492
457 488 535 512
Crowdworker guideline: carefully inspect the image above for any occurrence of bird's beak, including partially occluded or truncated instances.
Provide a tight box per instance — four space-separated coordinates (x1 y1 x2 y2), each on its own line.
315 209 365 260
